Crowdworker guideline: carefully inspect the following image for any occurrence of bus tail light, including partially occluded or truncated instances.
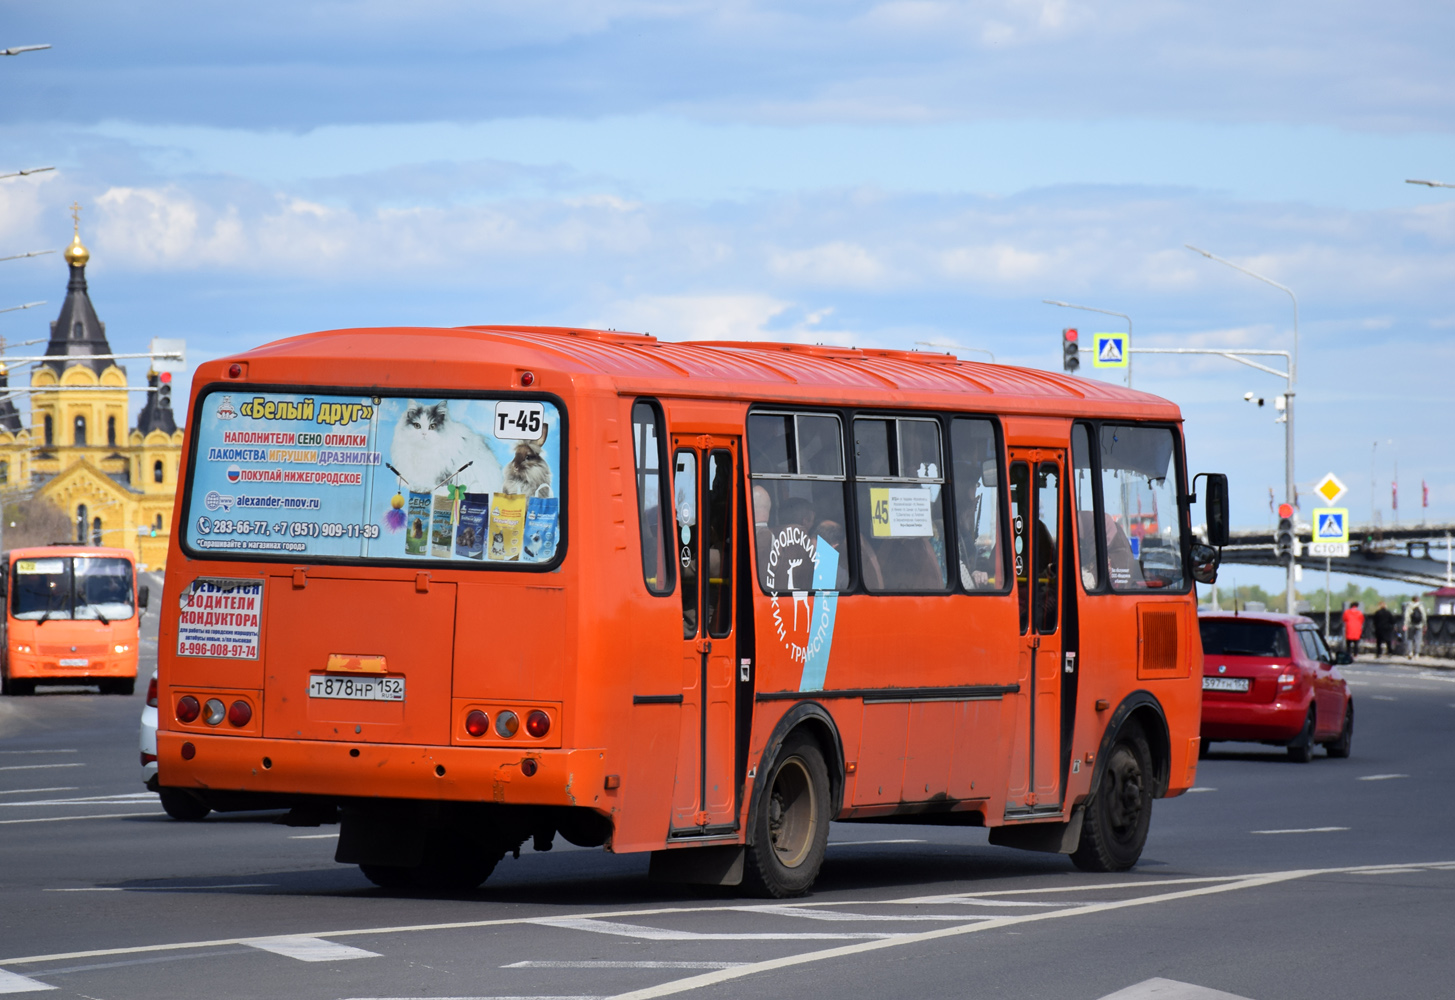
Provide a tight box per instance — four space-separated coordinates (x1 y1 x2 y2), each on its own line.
495 710 519 738
525 710 550 738
203 699 226 726
227 700 252 727
465 710 489 737
146 675 158 708
176 696 200 723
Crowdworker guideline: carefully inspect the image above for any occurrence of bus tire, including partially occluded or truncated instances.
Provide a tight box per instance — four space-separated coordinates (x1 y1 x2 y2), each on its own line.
1071 723 1153 873
359 851 501 892
1287 706 1316 763
103 679 136 696
159 788 212 822
1324 702 1353 759
744 732 830 899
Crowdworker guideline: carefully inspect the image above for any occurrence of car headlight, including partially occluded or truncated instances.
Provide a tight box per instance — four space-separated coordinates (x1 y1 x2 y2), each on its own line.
13 644 31 654
114 644 130 654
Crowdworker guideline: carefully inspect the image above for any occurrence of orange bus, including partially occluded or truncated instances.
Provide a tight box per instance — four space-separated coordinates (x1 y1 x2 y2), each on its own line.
155 326 1228 895
2 545 148 696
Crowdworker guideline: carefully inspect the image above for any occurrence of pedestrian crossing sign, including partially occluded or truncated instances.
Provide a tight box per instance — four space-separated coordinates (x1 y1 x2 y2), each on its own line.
1092 332 1128 368
1312 508 1348 543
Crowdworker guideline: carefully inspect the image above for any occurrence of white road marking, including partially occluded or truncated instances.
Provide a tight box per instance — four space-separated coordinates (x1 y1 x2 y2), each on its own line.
0 788 76 797
246 936 379 962
3 862 1450 970
607 870 1324 1000
343 996 604 1000
1 793 155 808
0 812 163 825
45 884 276 893
504 962 748 970
290 832 340 840
945 899 1075 908
0 750 76 756
0 970 52 994
0 764 83 772
1370 695 1397 701
1357 774 1409 781
738 906 985 922
1097 977 1254 1000
826 839 927 847
1250 827 1349 835
530 917 894 941
1187 787 1217 793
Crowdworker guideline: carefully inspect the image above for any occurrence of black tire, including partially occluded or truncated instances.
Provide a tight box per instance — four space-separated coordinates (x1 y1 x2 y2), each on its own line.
1071 723 1154 873
1198 739 1211 760
1324 701 1353 759
359 850 501 892
1287 706 1316 763
159 788 212 821
7 677 34 697
112 678 136 696
744 732 832 898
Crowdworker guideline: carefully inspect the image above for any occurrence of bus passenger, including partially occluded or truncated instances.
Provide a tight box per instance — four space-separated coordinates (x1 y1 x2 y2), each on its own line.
1105 514 1144 589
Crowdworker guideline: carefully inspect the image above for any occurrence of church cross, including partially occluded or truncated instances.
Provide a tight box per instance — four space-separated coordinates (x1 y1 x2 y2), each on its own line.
70 201 81 232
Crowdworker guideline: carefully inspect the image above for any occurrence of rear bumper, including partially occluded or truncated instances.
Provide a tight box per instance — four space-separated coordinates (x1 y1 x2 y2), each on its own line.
157 731 613 813
1201 695 1310 742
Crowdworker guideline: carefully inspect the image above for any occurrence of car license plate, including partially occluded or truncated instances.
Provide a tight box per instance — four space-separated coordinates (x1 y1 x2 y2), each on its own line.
58 658 89 667
1203 676 1250 692
308 674 404 702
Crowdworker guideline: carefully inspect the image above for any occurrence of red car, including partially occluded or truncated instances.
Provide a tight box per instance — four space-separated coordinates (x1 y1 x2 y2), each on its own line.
1198 611 1353 762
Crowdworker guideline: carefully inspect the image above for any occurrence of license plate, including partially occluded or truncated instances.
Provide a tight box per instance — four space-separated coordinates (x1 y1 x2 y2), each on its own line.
308 674 404 702
58 658 89 667
1203 676 1250 692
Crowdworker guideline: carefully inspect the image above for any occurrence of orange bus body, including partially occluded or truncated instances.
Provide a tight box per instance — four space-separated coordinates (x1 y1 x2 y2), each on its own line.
157 326 1206 889
4 545 143 696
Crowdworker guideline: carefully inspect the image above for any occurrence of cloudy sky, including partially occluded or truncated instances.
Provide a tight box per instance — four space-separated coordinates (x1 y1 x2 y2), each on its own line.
2 1 1453 591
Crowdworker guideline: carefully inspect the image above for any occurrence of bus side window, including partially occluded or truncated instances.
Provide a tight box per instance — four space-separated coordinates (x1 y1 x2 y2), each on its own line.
704 449 733 638
674 450 699 638
854 416 947 593
1034 461 1060 634
746 412 850 593
1071 423 1100 591
631 400 674 596
1009 461 1030 634
950 418 1005 591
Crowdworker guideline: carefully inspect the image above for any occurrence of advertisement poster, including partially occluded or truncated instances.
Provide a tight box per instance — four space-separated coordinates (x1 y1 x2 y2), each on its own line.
176 579 263 659
185 392 562 563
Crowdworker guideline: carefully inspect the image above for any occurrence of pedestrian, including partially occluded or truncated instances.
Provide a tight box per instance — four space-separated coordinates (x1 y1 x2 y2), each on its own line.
1404 599 1427 659
1342 600 1364 658
1372 600 1396 657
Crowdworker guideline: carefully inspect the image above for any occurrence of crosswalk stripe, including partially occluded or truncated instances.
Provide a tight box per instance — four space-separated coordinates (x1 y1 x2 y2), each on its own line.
245 936 379 962
0 970 53 993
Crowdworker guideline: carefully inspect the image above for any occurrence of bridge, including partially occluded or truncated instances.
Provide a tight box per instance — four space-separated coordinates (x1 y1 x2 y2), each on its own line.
1218 521 1455 589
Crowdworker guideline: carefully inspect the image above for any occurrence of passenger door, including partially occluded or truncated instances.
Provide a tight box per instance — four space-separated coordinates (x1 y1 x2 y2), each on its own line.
669 437 741 833
1006 450 1065 812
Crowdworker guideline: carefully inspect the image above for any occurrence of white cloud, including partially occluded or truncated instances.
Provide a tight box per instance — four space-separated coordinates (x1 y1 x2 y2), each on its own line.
768 241 887 287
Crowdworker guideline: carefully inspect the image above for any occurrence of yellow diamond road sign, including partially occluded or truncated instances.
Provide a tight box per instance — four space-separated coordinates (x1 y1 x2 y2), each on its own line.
1314 472 1347 506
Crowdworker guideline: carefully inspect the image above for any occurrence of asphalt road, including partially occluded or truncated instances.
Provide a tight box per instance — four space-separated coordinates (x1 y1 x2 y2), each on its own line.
2 612 1453 1000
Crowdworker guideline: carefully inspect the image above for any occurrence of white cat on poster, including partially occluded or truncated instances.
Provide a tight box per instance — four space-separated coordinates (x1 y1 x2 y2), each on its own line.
389 400 504 495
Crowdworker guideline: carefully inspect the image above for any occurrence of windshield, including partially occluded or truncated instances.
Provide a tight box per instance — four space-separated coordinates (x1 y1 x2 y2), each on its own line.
1199 619 1290 658
11 557 135 621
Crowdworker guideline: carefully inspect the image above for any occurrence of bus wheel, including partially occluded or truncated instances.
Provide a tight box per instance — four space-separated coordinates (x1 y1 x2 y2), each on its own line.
159 788 212 822
1287 707 1317 763
360 851 501 892
1324 702 1353 759
103 679 135 696
744 732 830 898
1071 723 1153 873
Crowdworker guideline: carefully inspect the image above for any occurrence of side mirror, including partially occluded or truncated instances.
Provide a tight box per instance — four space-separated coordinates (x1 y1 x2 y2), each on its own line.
1333 650 1353 666
1189 543 1221 585
138 585 150 611
1201 473 1230 547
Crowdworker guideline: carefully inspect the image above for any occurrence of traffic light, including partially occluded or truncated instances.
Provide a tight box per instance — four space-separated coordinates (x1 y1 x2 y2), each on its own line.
1062 328 1080 372
159 371 172 408
1274 502 1295 559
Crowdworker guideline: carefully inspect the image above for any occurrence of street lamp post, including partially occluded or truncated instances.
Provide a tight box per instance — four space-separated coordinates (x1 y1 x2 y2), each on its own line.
0 166 55 181
0 301 45 315
0 250 55 264
1043 300 1133 387
1186 244 1300 613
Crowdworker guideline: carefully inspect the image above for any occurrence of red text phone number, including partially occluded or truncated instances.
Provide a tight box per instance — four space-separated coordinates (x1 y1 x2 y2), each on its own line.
179 641 257 658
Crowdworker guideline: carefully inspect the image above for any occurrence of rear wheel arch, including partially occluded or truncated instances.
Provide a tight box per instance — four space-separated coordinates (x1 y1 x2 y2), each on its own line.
1091 691 1170 798
746 701 844 845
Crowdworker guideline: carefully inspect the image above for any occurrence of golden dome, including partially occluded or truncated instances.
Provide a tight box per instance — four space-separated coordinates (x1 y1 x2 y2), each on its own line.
64 230 90 268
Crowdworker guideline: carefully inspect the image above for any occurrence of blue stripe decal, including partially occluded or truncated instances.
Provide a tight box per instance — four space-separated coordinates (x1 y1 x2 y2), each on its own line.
798 537 840 692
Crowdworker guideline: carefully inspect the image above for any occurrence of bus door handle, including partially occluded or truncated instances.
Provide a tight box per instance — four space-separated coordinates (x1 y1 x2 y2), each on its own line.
696 638 713 654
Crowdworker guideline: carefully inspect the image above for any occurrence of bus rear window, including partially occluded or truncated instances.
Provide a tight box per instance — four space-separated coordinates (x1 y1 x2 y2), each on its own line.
184 390 563 566
1199 620 1290 658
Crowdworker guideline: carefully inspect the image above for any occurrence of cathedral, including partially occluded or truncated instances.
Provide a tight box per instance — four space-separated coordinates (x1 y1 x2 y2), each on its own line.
0 217 184 569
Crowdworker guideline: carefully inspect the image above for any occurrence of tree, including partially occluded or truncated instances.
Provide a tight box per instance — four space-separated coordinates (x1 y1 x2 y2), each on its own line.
2 494 72 549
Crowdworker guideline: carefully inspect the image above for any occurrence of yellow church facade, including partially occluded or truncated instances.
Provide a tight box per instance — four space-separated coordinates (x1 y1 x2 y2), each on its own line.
0 222 183 570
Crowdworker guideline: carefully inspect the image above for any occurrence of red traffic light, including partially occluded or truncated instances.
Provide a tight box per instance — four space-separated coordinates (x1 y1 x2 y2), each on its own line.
1063 328 1079 343
1277 503 1294 519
